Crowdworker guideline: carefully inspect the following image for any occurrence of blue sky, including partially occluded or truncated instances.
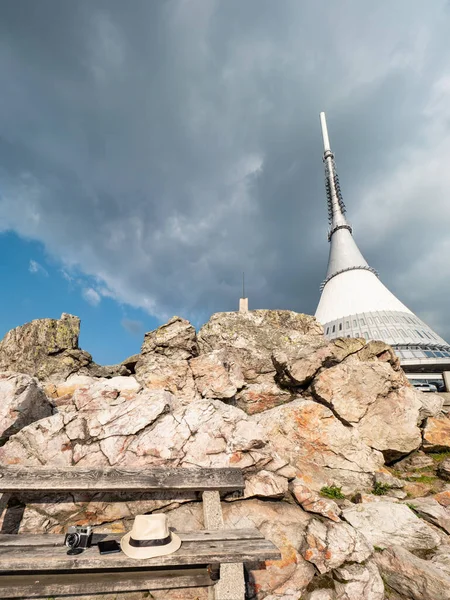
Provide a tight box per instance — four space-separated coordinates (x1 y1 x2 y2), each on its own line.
0 232 159 364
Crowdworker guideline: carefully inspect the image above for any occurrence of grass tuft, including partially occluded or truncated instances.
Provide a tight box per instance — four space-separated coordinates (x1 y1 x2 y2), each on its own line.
429 451 450 463
320 485 345 499
405 475 437 484
372 482 392 496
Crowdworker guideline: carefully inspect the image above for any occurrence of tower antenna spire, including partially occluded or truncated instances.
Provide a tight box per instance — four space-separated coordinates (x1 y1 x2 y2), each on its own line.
320 111 349 236
242 271 245 299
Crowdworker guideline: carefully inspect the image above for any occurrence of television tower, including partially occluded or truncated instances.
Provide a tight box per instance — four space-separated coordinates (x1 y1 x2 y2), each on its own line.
315 112 450 373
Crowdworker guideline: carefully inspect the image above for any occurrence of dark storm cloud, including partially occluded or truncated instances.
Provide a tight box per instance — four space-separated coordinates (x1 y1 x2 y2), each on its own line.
1 0 450 336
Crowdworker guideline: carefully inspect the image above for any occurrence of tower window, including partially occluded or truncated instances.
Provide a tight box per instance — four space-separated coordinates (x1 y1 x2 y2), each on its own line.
368 318 373 325
339 323 342 331
360 319 365 326
326 327 330 334
415 330 424 339
353 320 357 327
363 332 368 339
346 321 350 329
332 325 336 333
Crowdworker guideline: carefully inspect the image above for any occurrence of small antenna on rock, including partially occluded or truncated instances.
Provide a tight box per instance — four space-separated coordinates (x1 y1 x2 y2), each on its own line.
239 271 248 313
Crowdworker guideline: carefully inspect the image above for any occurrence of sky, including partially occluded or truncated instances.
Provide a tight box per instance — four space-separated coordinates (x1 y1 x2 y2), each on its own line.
1 0 450 365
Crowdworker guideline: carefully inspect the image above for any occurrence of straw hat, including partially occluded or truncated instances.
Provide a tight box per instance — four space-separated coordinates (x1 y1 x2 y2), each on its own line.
121 514 181 559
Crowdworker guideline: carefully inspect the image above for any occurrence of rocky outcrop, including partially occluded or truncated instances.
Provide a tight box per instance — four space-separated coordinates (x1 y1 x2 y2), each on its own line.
423 416 450 451
256 399 384 493
333 561 384 600
394 450 435 471
190 349 244 399
406 496 450 534
342 502 442 551
0 313 129 382
197 310 324 414
2 309 450 599
301 519 372 573
272 337 365 388
135 317 200 402
291 480 342 522
438 458 450 480
311 361 423 461
0 372 53 443
374 545 450 600
0 313 91 382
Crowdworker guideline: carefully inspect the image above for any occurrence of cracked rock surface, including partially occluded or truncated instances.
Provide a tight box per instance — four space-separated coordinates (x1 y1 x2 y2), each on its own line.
1 309 450 599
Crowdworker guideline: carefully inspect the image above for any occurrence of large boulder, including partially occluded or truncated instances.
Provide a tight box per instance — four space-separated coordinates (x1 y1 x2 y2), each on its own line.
374 545 450 600
0 372 53 443
0 313 129 382
291 480 342 522
0 382 284 532
342 502 442 551
190 349 244 399
257 399 384 493
438 459 450 481
423 416 450 451
197 310 325 414
405 497 450 534
272 338 365 389
135 317 200 402
355 339 403 371
0 314 92 382
311 360 422 461
333 561 384 600
198 310 323 383
301 518 372 574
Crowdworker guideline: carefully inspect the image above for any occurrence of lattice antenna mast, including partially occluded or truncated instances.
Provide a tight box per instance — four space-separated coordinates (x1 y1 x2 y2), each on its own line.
320 112 352 241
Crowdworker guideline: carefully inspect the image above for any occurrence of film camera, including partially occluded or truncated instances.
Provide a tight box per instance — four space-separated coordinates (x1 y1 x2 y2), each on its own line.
64 525 93 555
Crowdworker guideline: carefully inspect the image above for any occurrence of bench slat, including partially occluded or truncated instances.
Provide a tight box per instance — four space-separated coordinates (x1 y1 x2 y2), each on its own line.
0 467 244 493
0 538 281 570
0 567 216 598
0 528 265 547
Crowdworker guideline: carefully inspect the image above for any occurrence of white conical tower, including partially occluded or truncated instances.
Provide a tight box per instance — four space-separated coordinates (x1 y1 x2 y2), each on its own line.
315 113 450 365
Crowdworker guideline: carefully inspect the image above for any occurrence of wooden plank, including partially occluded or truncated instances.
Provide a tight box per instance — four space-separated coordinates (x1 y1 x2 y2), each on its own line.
0 538 281 571
0 567 215 598
0 467 244 493
0 528 265 547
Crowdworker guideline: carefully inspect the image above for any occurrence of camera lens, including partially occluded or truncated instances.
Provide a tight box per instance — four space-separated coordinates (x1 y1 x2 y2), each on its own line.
65 533 80 548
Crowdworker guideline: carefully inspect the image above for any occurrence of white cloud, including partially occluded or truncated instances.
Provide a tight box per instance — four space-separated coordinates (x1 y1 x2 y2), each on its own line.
29 259 48 277
82 287 101 307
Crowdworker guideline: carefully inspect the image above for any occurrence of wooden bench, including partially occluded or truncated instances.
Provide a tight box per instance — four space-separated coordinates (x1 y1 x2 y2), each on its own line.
0 466 281 599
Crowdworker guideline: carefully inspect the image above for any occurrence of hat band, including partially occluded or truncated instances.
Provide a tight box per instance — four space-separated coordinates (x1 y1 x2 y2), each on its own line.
128 533 172 548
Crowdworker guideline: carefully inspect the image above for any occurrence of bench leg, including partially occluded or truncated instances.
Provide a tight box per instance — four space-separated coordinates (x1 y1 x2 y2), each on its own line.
202 491 246 600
